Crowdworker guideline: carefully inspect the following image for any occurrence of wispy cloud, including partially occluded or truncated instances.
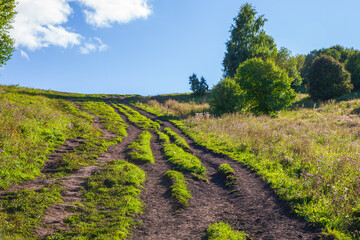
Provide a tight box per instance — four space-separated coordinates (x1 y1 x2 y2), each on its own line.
77 0 152 28
11 0 152 53
20 50 30 61
80 37 109 54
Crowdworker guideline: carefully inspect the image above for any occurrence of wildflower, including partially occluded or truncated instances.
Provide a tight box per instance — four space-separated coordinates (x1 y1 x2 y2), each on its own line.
0 150 4 153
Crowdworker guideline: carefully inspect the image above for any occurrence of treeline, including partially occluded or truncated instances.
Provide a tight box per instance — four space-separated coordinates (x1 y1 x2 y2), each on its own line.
201 3 360 115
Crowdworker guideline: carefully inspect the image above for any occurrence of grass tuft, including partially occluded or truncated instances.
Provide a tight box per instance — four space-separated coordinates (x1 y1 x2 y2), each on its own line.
218 164 238 187
164 127 190 150
164 170 191 207
205 222 247 240
127 131 155 164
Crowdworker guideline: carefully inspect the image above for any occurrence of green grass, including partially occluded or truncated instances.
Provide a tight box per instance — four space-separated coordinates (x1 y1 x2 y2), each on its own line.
127 131 155 164
164 127 190 150
48 160 146 240
159 133 206 179
0 86 98 190
218 164 238 187
112 103 160 130
164 170 191 207
205 222 247 240
0 184 63 239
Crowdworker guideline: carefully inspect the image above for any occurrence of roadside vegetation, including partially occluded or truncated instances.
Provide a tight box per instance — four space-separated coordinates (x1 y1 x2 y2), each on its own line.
49 160 145 239
205 222 247 240
164 170 191 207
127 131 155 164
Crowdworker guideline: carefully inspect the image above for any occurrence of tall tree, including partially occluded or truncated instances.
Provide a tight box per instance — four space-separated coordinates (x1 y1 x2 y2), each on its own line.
223 3 276 78
0 0 16 68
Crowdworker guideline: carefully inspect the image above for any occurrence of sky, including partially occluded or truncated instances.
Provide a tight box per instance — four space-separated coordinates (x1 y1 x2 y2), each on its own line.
1 0 360 96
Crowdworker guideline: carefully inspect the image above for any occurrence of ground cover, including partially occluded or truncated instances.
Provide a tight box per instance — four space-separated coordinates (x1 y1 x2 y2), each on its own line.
164 127 190 150
218 164 238 188
205 222 247 240
127 130 155 164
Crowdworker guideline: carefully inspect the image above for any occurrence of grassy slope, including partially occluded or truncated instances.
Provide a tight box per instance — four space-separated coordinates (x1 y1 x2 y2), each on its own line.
134 93 360 239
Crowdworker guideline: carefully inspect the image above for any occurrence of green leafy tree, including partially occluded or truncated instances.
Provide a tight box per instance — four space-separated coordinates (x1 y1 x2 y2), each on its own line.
345 51 360 91
235 58 296 115
0 0 16 68
273 47 303 92
189 73 209 96
209 77 244 114
223 3 276 78
308 55 352 101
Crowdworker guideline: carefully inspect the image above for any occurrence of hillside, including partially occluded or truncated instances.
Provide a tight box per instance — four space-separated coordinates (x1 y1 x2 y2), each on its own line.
1 85 358 239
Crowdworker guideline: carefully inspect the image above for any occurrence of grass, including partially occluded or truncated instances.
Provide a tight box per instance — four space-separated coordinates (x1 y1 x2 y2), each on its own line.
173 96 360 239
218 164 238 187
158 132 206 179
48 160 146 239
164 170 191 207
164 127 190 150
205 222 247 240
0 184 63 239
127 131 155 164
112 103 160 130
0 85 98 189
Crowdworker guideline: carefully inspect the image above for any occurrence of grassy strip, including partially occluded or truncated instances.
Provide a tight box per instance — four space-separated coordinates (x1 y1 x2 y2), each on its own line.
218 164 238 187
112 103 160 130
78 100 128 138
0 86 96 190
157 132 206 179
164 127 190 150
49 160 145 239
205 222 247 240
164 170 191 206
127 131 155 164
0 185 63 239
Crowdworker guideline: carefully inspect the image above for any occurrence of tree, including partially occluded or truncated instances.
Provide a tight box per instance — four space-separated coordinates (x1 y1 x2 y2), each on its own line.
308 55 352 101
209 77 244 114
345 51 360 91
188 74 209 96
235 58 296 115
223 3 276 78
0 0 16 68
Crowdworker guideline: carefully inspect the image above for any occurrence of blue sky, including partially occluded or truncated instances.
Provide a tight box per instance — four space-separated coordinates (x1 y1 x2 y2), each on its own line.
2 0 360 96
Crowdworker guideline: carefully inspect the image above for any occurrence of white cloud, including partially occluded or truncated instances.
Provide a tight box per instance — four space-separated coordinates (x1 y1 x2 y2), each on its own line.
10 0 152 52
76 0 152 28
20 50 30 60
80 37 109 54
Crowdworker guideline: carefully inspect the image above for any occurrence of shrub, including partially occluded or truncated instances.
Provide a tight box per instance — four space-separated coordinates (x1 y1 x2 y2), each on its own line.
235 58 296 115
209 77 244 114
189 74 209 96
345 52 360 91
308 55 352 101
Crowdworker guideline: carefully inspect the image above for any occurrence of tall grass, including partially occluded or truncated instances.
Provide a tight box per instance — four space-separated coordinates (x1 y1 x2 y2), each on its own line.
177 97 360 239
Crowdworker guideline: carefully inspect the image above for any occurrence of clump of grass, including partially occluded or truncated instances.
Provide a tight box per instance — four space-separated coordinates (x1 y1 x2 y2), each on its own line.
162 142 206 179
0 184 63 239
205 222 247 240
127 131 155 164
112 103 160 130
156 130 170 143
164 170 191 207
164 127 190 150
49 160 146 239
218 164 238 187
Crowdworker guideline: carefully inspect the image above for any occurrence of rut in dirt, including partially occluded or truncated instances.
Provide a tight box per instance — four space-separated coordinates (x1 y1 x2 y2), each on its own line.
123 102 323 240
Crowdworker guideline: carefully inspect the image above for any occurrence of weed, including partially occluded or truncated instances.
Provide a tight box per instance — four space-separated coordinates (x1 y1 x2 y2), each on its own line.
164 170 191 207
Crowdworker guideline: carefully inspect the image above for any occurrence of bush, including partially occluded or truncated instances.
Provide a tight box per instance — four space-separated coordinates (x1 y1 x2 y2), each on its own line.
235 58 296 115
308 55 352 101
189 73 209 96
345 52 360 91
209 77 244 114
